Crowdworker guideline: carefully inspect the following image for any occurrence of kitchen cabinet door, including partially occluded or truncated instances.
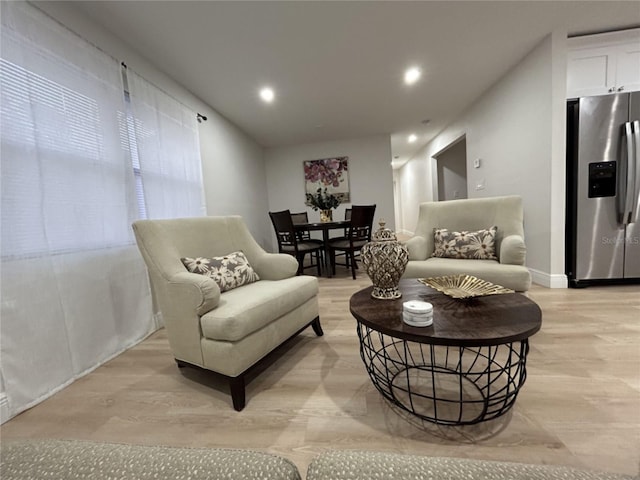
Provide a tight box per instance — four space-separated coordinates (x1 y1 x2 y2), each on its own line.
615 41 640 93
567 46 616 98
567 29 640 98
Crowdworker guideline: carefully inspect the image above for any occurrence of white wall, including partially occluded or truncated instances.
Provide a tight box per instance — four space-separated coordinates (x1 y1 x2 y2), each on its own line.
397 129 466 236
0 373 7 424
549 30 569 288
34 2 273 246
199 119 271 246
396 32 568 287
265 135 394 251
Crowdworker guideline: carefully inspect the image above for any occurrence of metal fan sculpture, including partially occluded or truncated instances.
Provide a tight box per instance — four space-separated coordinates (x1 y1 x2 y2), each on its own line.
419 274 514 299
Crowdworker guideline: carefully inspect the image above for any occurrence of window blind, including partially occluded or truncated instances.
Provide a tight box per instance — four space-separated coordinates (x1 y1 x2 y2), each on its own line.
0 3 137 258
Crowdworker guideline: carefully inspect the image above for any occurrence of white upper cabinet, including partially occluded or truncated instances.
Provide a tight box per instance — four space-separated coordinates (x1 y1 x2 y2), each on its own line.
567 29 640 98
615 41 640 92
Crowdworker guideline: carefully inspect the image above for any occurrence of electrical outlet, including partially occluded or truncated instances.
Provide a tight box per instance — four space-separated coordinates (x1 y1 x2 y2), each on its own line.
453 190 460 198
476 179 485 190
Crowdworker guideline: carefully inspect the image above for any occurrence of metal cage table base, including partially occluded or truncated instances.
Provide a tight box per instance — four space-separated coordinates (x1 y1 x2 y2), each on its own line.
357 323 529 425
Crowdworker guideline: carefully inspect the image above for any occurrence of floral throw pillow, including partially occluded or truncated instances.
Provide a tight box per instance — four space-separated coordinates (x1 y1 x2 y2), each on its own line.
181 251 260 293
432 226 498 260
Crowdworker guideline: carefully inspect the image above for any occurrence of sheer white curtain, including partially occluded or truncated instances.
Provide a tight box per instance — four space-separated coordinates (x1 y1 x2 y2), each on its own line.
0 2 155 421
126 70 206 219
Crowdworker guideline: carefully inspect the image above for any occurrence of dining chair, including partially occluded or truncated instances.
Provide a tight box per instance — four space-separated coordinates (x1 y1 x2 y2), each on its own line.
328 204 376 279
270 210 323 276
330 207 352 268
343 208 352 236
291 211 314 241
291 211 325 264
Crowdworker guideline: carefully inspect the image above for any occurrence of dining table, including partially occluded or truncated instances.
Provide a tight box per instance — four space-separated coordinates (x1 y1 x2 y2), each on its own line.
294 220 350 276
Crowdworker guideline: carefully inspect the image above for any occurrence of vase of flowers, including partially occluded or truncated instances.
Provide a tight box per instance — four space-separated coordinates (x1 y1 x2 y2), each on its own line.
306 187 341 222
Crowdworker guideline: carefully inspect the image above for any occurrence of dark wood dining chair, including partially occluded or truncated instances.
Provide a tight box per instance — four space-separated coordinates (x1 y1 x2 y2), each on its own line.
330 207 352 268
291 211 314 241
291 211 325 264
328 204 376 279
270 210 323 276
342 208 352 237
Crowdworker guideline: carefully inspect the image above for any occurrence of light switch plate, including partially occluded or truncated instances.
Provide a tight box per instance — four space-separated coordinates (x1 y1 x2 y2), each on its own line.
473 158 481 169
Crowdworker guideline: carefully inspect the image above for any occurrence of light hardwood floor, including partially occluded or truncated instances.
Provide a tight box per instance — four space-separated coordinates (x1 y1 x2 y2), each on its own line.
1 269 639 477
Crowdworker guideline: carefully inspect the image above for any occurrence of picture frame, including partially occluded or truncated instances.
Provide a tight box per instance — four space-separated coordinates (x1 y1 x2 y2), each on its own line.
303 156 350 203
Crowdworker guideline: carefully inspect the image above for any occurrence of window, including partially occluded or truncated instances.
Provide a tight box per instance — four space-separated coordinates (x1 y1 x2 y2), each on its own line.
0 24 136 258
1 8 204 258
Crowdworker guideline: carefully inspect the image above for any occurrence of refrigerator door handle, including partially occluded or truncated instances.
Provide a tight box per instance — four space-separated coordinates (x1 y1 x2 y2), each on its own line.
632 120 640 223
623 122 635 225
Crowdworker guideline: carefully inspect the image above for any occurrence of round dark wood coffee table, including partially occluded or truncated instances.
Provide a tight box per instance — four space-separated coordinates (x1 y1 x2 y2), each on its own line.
350 279 542 425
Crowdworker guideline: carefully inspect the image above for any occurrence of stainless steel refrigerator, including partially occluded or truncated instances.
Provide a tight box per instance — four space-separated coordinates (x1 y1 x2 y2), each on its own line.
566 93 640 287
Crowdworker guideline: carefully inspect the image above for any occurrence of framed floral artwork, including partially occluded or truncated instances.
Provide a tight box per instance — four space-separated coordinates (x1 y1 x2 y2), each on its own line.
303 156 350 203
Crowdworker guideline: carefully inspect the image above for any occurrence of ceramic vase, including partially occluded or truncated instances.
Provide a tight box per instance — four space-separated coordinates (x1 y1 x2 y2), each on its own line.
320 209 333 222
361 220 409 300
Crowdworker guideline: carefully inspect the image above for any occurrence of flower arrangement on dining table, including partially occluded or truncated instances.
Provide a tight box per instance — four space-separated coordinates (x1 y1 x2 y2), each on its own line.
305 188 341 222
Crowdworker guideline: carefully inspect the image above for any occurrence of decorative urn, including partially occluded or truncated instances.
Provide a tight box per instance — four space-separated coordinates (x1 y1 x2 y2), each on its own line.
361 220 409 300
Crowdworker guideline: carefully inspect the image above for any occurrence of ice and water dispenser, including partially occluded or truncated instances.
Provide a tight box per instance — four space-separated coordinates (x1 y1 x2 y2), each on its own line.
588 161 616 198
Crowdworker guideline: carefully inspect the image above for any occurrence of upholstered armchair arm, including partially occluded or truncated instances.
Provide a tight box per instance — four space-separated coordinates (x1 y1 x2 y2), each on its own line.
500 235 527 265
168 271 221 315
404 235 429 261
252 252 298 280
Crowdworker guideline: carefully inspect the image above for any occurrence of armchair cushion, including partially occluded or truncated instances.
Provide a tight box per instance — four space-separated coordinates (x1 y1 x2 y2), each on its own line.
432 226 497 260
200 276 318 342
182 251 259 293
404 258 531 293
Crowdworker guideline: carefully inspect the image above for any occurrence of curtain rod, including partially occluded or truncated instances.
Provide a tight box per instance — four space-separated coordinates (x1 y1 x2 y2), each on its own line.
120 61 206 123
120 62 207 123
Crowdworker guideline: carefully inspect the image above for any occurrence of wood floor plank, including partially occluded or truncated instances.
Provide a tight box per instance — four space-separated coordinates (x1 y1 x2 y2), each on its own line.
1 270 639 476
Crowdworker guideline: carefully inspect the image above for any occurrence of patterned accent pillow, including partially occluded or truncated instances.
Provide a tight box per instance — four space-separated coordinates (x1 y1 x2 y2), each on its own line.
181 251 260 293
432 226 498 260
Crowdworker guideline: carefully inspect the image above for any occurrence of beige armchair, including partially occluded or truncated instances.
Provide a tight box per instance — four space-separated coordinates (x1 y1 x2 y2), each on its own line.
402 196 531 291
132 216 322 411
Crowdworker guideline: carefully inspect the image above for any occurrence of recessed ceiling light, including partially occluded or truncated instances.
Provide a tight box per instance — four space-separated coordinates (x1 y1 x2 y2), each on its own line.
408 134 417 143
404 67 421 85
259 87 274 103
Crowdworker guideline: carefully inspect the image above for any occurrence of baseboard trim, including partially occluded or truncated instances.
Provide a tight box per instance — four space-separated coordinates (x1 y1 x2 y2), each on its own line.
0 393 9 425
530 268 568 288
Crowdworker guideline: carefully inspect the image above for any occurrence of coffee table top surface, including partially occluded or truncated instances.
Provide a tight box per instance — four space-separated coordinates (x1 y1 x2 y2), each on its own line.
350 279 542 347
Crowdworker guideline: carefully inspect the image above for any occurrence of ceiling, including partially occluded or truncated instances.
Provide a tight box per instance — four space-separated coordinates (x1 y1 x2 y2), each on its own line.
58 1 639 168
